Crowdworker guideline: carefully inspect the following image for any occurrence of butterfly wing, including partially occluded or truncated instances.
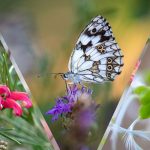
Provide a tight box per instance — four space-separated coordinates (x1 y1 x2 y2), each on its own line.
68 16 123 83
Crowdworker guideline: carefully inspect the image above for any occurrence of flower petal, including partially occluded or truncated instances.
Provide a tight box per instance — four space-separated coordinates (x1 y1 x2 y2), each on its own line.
2 98 22 116
0 85 10 96
0 96 3 110
46 85 94 122
10 92 32 108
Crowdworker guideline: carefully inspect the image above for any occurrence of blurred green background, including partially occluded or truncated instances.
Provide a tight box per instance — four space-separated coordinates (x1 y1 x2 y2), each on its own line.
0 0 149 149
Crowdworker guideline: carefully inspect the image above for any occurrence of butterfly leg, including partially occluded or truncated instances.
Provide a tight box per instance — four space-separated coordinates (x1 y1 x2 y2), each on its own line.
79 82 89 89
64 80 68 92
65 81 75 92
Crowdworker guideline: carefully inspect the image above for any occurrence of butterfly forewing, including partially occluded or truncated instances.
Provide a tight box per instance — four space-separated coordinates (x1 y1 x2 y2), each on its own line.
68 15 123 83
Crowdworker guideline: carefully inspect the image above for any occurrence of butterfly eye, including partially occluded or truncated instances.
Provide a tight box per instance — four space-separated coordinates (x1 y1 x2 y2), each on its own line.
107 65 113 71
91 28 97 34
63 74 68 79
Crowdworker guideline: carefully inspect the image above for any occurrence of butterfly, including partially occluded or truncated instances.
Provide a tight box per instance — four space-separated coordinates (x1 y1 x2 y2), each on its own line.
62 15 123 84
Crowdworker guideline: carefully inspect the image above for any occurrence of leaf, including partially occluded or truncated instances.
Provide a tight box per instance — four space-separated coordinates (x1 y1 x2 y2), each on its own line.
134 85 150 119
140 90 150 105
0 131 21 144
134 86 150 105
139 103 150 119
0 127 14 132
133 86 149 95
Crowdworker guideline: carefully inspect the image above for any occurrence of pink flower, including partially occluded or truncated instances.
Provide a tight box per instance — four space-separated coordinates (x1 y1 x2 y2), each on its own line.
0 85 32 116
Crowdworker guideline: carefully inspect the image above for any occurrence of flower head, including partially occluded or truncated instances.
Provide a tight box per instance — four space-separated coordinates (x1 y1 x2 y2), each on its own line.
0 85 32 116
46 84 94 122
75 105 96 129
46 84 99 150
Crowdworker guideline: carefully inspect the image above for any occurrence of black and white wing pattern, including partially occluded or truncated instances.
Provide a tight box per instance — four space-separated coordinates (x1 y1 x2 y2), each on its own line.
68 15 124 83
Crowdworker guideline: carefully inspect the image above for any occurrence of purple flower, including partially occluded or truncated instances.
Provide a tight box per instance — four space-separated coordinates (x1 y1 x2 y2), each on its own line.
46 98 72 121
46 84 100 150
46 84 93 122
76 106 96 129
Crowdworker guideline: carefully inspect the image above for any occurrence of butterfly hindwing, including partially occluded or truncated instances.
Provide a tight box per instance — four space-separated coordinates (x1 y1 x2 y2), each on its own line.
68 15 123 83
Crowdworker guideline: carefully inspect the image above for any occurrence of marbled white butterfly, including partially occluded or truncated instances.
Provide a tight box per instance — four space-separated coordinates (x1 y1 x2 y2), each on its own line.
62 15 124 84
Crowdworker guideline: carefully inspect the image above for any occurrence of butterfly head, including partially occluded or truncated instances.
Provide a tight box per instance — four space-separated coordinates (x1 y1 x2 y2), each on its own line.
62 72 69 80
62 72 81 84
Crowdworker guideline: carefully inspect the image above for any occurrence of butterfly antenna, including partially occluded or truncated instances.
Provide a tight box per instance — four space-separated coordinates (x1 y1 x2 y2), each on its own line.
37 72 64 78
37 72 69 92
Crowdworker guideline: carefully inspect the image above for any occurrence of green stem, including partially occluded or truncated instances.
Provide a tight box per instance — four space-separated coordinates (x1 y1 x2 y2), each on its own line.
0 131 21 144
